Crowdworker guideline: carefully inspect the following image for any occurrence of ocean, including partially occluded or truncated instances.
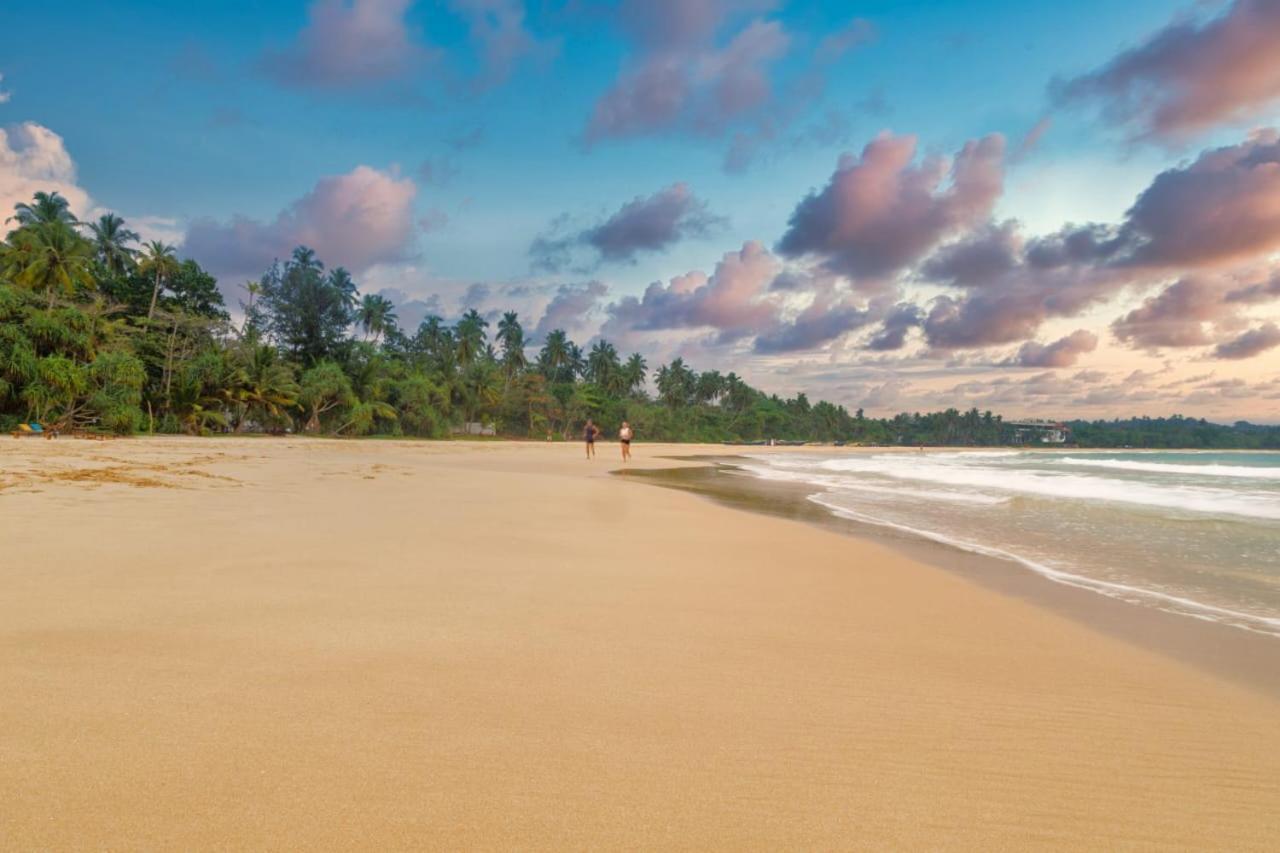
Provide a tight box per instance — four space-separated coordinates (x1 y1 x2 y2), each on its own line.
742 450 1280 637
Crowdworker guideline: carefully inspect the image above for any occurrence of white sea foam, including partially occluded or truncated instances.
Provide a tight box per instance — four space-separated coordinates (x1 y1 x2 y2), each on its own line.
1054 457 1280 480
806 493 1280 638
804 456 1280 520
738 450 1280 638
738 463 1008 505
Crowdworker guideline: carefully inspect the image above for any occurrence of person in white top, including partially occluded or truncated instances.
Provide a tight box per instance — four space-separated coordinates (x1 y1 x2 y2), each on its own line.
619 421 634 462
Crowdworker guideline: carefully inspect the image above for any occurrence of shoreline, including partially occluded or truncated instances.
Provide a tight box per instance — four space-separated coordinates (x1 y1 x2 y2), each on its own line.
619 456 1280 699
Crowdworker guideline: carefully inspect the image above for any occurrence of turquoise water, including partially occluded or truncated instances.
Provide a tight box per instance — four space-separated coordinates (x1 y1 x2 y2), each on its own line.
743 450 1280 637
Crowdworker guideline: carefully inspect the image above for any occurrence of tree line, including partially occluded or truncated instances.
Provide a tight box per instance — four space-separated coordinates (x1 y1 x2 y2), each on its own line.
2 191 1277 448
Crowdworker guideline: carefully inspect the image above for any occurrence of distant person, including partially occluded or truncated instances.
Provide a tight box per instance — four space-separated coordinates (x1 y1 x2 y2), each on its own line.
619 421 634 462
583 419 600 459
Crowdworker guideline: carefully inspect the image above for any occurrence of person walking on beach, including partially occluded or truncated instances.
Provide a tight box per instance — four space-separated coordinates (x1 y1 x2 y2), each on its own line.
583 419 600 459
619 421 633 462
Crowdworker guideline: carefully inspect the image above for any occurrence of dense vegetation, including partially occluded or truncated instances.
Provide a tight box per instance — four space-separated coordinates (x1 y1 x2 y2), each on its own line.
1066 417 1280 449
2 191 1277 447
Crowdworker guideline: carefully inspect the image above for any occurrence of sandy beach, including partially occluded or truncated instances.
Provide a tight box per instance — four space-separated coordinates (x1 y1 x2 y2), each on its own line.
2 437 1278 849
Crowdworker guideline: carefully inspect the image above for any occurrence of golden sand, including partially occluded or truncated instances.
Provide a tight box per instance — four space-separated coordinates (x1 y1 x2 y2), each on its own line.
1 437 1277 849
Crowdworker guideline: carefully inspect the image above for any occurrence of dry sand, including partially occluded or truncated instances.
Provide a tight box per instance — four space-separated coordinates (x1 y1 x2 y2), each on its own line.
1 437 1278 849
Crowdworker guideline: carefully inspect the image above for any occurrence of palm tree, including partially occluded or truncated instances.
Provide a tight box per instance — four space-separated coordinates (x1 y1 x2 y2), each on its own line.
622 353 648 397
9 222 96 307
138 240 179 320
496 311 527 379
538 329 571 381
235 344 299 431
328 267 358 313
454 308 489 367
586 340 622 392
87 213 140 277
356 293 398 344
8 191 78 228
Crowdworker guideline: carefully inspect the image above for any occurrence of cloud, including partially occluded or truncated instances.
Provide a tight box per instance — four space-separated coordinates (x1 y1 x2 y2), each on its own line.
603 240 780 342
0 122 92 225
917 222 1159 353
752 293 874 354
1054 0 1280 141
530 183 724 271
184 165 418 283
1116 130 1280 268
776 133 1005 285
914 130 1280 350
1013 117 1052 160
1111 275 1234 349
865 302 924 351
261 0 430 91
1009 329 1098 367
1213 322 1280 359
449 0 555 87
584 2 789 144
532 280 608 340
0 73 11 104
815 19 876 64
375 286 442 332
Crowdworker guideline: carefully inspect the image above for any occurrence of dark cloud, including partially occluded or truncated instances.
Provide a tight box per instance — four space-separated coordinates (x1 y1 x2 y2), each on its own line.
530 183 724 271
753 296 874 354
777 133 1005 286
1226 271 1280 304
1054 0 1280 140
1009 329 1098 368
865 302 923 351
1213 323 1280 360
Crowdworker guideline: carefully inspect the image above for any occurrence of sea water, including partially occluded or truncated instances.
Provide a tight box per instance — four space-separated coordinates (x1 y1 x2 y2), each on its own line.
742 450 1280 637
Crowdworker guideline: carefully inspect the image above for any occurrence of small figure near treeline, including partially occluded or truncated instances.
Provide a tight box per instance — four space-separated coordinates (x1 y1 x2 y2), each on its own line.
583 419 600 459
619 421 634 462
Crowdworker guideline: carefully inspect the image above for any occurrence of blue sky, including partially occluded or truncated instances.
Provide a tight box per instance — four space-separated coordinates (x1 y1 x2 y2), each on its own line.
2 1 1279 419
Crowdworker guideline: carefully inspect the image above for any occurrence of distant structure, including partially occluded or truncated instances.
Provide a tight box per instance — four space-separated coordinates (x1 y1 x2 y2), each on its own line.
1008 418 1070 444
452 422 497 437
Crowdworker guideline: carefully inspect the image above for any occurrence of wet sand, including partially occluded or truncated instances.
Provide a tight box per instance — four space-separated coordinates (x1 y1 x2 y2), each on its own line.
1 437 1278 849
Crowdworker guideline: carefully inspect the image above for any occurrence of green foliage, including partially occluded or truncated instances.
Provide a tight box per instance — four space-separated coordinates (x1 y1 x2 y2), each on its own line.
4 190 1276 447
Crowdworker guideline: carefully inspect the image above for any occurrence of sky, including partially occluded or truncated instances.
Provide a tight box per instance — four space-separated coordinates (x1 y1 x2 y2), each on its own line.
2 0 1279 421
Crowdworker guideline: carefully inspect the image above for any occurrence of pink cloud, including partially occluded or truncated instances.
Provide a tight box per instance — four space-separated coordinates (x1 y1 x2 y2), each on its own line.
1214 323 1280 360
776 132 1005 284
1120 130 1280 268
1056 0 1280 140
584 2 790 144
603 240 780 342
449 0 555 87
1112 275 1241 350
261 0 429 90
0 122 92 222
1009 329 1098 368
184 165 418 283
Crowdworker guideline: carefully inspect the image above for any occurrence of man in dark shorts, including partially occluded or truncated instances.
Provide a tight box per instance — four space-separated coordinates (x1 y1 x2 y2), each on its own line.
584 419 599 459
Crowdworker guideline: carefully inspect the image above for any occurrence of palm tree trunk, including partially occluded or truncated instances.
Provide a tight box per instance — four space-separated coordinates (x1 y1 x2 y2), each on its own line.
147 273 161 321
